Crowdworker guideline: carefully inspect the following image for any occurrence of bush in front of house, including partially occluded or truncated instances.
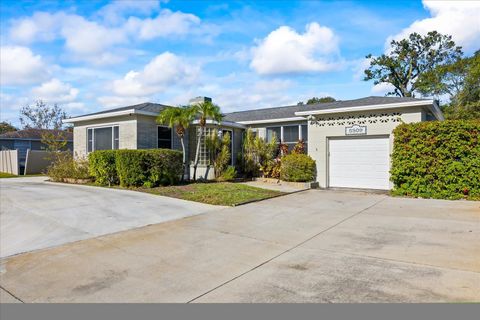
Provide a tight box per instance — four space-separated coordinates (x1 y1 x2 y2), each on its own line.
88 150 118 186
145 149 183 186
47 153 90 182
115 150 149 187
88 149 183 187
280 154 316 182
391 120 480 200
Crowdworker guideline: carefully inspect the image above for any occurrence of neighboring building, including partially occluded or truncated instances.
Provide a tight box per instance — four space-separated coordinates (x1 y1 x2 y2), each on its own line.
0 128 73 174
64 96 443 189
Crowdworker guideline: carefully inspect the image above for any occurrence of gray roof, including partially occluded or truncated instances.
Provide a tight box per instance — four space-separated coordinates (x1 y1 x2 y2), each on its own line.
223 96 430 122
0 129 73 141
71 102 171 118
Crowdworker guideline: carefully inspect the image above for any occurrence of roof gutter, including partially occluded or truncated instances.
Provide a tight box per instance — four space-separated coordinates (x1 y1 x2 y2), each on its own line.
294 100 435 116
191 119 246 129
236 117 306 125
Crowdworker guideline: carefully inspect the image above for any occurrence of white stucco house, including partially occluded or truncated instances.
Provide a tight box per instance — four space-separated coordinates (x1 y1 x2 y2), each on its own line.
64 96 443 190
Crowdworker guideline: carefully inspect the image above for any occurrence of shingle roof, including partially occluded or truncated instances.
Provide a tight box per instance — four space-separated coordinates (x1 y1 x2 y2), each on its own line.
223 96 431 122
0 129 73 140
70 102 171 118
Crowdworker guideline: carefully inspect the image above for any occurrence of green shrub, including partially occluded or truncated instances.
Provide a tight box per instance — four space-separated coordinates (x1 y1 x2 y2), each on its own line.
115 149 183 187
47 153 90 182
145 149 183 186
241 128 277 177
88 150 118 186
262 159 281 179
280 154 316 182
391 120 480 200
115 150 148 187
218 166 237 181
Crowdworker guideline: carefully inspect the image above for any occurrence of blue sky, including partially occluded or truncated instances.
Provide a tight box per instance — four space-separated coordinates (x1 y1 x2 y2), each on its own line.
1 0 479 126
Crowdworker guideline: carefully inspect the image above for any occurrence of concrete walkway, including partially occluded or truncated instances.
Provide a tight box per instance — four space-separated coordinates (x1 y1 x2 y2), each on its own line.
0 177 221 258
1 189 478 303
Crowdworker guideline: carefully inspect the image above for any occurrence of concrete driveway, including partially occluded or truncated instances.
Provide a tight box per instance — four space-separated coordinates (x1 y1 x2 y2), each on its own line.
1 188 479 303
0 177 220 258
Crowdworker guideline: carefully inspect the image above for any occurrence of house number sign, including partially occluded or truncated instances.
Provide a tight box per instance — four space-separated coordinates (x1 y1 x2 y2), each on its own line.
345 125 367 135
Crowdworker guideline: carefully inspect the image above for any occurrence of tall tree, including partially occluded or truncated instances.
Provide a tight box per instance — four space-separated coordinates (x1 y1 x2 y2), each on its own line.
442 51 480 120
0 121 17 134
157 106 195 180
298 96 336 105
306 96 336 104
364 31 463 97
191 101 223 181
19 100 68 130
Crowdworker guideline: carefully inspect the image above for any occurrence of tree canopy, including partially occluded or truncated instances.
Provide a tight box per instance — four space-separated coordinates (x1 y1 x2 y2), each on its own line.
441 51 480 120
19 100 68 130
298 96 336 105
0 121 17 134
364 31 463 97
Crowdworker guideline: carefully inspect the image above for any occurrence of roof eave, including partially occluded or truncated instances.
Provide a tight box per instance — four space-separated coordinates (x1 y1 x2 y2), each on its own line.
294 100 434 116
236 117 306 125
63 109 158 124
191 119 246 129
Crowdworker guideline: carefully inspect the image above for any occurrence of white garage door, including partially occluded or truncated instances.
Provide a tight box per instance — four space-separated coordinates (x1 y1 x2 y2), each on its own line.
328 137 390 190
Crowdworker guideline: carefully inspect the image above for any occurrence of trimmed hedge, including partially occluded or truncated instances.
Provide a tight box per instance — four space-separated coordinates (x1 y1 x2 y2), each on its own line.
280 154 316 182
88 149 183 187
391 120 480 200
88 150 118 186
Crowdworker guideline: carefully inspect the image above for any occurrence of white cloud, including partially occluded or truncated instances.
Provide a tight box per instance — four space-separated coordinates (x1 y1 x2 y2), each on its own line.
371 82 395 95
250 22 341 75
97 95 150 109
0 46 49 85
8 8 203 64
202 78 297 112
60 15 126 57
352 57 372 81
8 12 127 64
388 1 480 52
110 52 200 97
125 9 200 40
97 0 161 25
31 78 79 104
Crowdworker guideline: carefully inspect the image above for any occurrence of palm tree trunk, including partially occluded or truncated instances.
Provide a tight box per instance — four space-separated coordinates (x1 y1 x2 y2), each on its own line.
180 136 186 182
193 126 203 181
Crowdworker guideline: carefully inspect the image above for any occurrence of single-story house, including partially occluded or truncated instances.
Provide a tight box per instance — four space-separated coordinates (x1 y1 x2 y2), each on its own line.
64 96 443 190
0 129 73 174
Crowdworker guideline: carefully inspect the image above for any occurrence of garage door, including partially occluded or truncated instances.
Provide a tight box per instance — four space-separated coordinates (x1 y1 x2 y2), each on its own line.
328 137 390 190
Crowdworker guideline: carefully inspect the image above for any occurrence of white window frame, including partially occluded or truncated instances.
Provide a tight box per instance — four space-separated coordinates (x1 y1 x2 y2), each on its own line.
266 124 306 143
156 125 173 149
86 125 119 153
266 126 282 142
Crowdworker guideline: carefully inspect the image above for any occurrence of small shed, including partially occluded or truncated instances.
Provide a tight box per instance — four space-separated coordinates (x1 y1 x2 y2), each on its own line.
0 129 73 174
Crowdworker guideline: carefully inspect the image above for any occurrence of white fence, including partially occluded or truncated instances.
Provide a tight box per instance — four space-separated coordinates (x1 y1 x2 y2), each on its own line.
0 150 19 175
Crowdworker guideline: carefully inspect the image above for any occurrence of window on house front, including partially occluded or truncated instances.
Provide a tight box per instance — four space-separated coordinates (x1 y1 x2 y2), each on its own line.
266 127 281 142
301 125 308 141
158 126 172 149
87 126 119 152
283 125 299 150
114 126 119 149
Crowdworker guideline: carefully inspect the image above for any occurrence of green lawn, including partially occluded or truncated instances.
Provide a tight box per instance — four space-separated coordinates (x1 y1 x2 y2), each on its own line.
0 172 17 178
137 182 284 206
0 172 45 178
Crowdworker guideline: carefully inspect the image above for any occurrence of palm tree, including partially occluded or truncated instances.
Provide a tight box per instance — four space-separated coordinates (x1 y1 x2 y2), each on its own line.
157 106 194 181
191 101 223 181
